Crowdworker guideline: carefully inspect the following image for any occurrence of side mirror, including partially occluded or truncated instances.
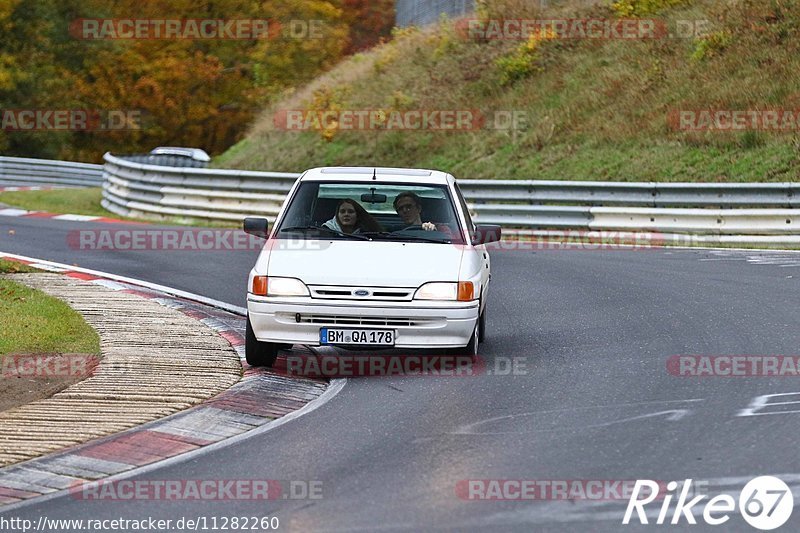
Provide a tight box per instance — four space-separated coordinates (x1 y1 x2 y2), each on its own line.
473 224 501 245
243 217 270 239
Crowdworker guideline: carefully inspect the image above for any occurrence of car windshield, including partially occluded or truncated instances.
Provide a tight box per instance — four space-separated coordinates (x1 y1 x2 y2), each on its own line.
276 181 465 244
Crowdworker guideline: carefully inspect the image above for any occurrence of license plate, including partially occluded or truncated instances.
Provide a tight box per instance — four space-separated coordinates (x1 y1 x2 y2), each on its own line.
320 328 395 346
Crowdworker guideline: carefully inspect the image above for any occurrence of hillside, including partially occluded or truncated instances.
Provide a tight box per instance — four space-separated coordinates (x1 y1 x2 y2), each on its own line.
216 0 800 181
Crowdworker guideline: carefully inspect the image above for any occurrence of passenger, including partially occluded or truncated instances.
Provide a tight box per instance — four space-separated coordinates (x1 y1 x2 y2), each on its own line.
322 199 382 234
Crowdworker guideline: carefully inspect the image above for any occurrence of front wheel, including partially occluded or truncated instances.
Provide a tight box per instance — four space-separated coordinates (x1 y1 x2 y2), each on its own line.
465 319 479 357
478 301 486 344
245 315 279 367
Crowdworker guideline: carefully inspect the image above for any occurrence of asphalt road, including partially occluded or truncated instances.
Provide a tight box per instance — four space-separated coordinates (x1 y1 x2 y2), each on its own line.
0 216 258 303
2 215 800 532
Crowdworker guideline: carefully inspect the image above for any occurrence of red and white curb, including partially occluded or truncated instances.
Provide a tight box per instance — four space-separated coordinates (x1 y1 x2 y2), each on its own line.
0 253 344 509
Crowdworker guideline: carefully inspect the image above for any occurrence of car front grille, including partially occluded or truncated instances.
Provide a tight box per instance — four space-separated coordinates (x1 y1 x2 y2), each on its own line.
308 285 414 301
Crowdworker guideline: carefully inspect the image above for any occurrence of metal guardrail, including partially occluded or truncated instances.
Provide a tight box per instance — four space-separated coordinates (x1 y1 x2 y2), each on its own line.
396 0 474 27
101 153 298 221
0 156 103 188
458 180 800 208
99 153 800 236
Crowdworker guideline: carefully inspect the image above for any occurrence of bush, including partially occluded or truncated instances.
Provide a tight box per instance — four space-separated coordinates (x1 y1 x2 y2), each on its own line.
612 0 690 17
690 30 733 61
495 28 555 85
308 87 349 142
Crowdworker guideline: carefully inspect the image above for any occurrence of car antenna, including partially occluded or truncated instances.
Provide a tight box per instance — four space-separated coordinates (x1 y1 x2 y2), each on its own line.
372 167 377 181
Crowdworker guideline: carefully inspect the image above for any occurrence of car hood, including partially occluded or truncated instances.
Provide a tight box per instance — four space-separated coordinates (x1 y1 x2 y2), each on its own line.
266 239 464 287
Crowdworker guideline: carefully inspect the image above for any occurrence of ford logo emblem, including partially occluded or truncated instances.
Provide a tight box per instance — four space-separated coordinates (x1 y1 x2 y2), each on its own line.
354 289 369 297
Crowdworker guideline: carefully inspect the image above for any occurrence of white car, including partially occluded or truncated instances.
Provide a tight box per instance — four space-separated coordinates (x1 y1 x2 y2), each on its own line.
243 167 500 367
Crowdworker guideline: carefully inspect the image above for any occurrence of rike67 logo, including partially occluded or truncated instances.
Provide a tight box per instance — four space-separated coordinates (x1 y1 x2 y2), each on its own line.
623 477 793 530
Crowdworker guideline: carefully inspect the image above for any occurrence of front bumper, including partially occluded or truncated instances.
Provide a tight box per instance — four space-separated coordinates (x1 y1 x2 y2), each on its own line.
247 296 479 348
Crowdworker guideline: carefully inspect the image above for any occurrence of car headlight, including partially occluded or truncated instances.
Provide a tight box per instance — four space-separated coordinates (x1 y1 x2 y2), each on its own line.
251 276 309 297
414 281 474 301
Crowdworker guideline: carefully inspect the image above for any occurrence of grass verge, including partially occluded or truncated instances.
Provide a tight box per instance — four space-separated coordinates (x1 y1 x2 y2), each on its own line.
0 266 100 358
0 260 101 411
0 259 40 274
0 188 238 228
0 188 110 218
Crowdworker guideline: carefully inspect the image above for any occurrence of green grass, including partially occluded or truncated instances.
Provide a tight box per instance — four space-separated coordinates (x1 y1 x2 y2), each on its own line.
217 0 800 181
0 276 100 357
0 188 110 217
0 188 238 227
0 259 41 274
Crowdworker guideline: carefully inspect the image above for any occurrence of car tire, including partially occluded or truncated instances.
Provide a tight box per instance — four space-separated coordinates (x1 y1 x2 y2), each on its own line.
465 319 479 357
245 315 279 367
478 301 486 344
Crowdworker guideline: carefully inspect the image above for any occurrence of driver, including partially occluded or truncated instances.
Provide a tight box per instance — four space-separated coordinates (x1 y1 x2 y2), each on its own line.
393 192 437 231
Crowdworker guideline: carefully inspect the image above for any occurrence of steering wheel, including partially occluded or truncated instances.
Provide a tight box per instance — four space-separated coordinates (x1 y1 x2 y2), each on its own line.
397 224 424 232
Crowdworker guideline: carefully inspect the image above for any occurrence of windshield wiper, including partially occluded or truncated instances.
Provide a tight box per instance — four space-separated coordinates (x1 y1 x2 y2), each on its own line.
279 225 371 241
361 231 451 244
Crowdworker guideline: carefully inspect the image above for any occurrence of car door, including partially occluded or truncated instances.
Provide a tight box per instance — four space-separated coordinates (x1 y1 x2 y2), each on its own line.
452 180 491 310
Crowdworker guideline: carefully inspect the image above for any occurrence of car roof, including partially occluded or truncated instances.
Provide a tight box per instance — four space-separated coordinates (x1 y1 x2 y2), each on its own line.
300 167 451 185
149 146 211 162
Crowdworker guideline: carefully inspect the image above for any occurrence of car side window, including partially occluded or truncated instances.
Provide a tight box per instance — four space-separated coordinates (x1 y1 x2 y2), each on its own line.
279 182 318 228
454 183 475 234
